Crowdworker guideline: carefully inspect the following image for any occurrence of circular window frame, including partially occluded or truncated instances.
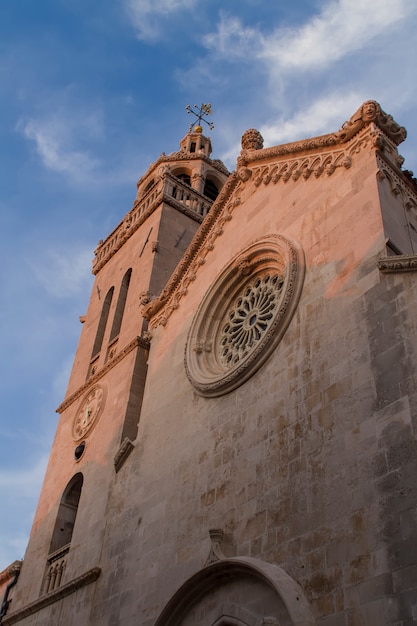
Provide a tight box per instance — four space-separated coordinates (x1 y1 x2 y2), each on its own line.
184 235 305 397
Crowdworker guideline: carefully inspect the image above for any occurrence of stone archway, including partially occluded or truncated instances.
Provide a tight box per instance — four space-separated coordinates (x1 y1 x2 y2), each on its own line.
155 557 316 626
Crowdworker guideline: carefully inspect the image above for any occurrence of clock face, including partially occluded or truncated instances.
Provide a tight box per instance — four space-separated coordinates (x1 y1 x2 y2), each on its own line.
72 385 105 441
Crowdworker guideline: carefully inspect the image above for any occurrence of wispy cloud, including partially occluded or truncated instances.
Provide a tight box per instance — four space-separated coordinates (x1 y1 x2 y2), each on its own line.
204 0 414 73
28 245 93 299
18 111 102 182
260 92 364 146
125 0 197 40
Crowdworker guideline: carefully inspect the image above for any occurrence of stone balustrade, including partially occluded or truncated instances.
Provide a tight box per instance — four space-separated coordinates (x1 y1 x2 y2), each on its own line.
43 544 70 594
93 174 211 273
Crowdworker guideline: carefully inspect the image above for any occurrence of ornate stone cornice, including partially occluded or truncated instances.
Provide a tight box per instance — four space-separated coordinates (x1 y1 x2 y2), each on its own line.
56 336 150 414
378 254 417 273
238 101 406 169
2 567 100 625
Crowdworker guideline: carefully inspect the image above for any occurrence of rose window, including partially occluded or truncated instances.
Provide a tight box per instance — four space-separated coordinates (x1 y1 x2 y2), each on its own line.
184 235 305 397
219 275 284 367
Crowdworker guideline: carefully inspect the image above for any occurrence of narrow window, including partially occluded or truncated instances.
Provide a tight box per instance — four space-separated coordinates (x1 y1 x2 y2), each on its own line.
203 178 219 201
91 287 114 359
109 269 132 342
190 142 196 153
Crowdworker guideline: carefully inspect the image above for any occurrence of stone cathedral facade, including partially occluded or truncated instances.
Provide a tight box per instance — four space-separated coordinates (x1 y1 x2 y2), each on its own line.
1 101 417 625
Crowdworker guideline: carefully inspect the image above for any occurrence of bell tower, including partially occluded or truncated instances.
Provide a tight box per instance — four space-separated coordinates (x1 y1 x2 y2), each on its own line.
10 109 229 611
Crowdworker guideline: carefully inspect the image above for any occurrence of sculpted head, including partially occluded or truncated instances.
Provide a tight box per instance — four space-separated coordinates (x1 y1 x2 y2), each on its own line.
361 100 379 122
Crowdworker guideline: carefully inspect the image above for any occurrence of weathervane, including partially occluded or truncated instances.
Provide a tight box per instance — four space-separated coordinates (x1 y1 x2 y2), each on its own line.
186 103 214 132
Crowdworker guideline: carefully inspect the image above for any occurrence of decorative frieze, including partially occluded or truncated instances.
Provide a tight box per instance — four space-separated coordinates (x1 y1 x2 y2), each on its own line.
378 254 417 273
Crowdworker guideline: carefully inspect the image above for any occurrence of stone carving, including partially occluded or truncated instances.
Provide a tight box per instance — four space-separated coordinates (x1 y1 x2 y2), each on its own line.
204 529 226 566
219 274 284 368
336 100 406 145
237 166 252 182
378 254 417 273
114 437 135 472
241 128 264 151
184 235 305 397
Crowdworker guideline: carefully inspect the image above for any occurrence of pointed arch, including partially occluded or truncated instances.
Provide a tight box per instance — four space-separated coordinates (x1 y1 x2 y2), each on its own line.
91 287 114 359
109 269 132 342
155 557 316 626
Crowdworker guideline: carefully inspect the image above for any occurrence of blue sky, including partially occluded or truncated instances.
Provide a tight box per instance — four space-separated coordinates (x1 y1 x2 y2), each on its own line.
1 0 417 570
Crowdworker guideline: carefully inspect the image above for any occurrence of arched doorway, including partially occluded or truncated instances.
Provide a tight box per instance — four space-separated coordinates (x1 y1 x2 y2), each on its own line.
155 557 316 626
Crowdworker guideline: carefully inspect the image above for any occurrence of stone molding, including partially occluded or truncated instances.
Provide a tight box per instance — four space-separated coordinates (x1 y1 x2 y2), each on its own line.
243 124 402 188
184 235 305 397
56 336 150 414
114 437 135 472
378 254 417 273
2 567 101 625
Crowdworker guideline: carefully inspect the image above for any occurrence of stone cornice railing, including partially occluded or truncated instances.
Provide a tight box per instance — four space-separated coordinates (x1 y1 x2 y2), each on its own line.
56 336 150 414
378 254 417 273
2 567 100 625
92 174 212 274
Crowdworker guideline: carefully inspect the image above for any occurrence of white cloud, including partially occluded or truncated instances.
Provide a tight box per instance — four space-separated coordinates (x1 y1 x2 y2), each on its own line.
125 0 196 40
260 91 364 146
219 92 365 167
18 112 101 182
28 245 93 299
204 0 415 73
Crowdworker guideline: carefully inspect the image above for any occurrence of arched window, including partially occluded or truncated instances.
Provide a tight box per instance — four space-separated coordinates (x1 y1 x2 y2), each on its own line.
203 178 219 201
176 173 191 186
109 269 132 342
49 473 83 554
91 287 114 359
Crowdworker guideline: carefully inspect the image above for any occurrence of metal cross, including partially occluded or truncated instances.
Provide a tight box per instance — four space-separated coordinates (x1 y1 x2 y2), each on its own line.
186 103 214 132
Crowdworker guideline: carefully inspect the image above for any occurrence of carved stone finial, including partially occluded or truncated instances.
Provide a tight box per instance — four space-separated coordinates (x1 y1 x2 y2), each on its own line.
336 100 407 145
241 128 264 151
